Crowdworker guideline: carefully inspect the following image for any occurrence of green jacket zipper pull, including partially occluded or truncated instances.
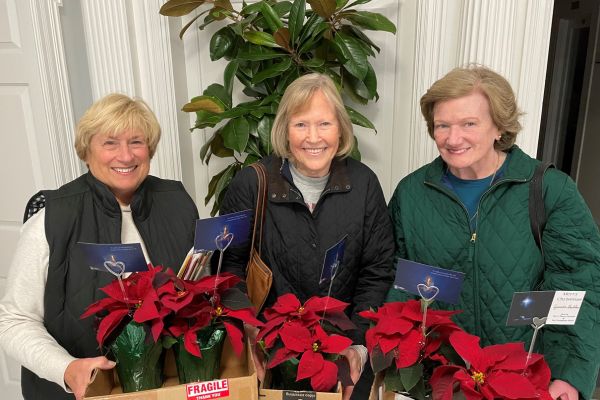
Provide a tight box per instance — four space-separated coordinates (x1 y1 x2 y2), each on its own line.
471 233 477 243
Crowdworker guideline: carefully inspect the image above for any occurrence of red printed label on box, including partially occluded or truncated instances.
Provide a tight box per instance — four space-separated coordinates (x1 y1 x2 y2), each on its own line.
186 379 230 399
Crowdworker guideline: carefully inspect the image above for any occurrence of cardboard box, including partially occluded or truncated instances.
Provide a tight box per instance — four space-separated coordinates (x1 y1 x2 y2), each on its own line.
84 338 257 400
258 371 342 400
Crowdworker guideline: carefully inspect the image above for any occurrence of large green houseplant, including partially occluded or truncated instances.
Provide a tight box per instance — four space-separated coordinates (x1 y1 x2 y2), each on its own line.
160 0 396 214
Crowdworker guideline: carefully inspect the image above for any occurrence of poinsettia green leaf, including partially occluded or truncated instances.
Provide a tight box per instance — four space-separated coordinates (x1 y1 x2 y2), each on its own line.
371 345 394 373
400 363 423 391
221 288 253 310
383 367 406 393
159 0 207 16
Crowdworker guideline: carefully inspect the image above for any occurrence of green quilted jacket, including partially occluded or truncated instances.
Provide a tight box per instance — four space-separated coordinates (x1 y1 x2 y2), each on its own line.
387 146 600 398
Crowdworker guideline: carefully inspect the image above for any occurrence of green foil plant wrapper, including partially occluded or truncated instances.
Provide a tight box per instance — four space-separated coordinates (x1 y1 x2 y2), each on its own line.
173 326 226 384
110 321 164 392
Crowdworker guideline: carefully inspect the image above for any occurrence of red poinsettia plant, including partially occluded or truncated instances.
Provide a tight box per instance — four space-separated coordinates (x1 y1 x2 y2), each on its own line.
430 330 552 400
81 265 262 357
359 300 463 399
256 293 356 392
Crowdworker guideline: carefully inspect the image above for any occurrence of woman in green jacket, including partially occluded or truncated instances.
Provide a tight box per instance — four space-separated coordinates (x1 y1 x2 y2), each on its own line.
388 66 600 399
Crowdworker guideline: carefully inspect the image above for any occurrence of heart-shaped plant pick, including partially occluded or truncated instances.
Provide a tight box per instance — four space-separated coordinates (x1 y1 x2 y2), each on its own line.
103 258 129 304
215 231 234 252
531 316 547 329
103 260 126 278
417 282 440 302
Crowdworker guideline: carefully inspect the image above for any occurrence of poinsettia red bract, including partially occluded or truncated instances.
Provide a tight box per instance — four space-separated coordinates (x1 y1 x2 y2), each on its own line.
429 330 552 400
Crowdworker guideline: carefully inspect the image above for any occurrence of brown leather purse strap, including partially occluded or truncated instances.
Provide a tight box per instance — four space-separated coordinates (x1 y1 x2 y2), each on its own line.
249 163 267 256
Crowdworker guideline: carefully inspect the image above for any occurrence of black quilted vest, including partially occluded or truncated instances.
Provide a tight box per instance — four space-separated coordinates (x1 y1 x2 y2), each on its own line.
21 172 198 399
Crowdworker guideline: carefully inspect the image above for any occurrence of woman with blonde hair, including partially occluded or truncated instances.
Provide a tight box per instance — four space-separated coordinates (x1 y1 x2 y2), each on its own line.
220 73 395 399
0 94 199 400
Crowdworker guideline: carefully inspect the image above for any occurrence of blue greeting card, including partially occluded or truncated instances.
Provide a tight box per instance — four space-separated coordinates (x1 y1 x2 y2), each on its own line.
393 258 465 304
194 210 253 252
506 290 585 326
320 235 347 285
76 242 148 274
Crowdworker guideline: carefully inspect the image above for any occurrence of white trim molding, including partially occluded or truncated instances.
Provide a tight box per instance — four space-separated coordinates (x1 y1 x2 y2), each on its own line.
131 0 182 180
81 0 135 98
30 0 82 186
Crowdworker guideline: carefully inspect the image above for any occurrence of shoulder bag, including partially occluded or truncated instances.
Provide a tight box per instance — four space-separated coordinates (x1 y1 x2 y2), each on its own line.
246 163 273 312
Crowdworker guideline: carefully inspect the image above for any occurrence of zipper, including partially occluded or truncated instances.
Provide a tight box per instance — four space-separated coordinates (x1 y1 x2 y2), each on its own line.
425 176 526 337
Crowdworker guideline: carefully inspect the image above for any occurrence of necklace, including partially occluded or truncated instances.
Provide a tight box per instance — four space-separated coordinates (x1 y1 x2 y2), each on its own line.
469 151 501 224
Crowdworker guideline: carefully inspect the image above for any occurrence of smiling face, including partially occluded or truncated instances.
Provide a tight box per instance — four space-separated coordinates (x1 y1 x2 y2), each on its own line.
287 90 340 178
433 91 502 179
85 129 150 205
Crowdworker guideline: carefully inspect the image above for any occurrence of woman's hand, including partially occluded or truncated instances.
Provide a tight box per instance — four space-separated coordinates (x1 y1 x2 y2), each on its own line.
64 356 116 400
339 346 364 400
549 379 578 400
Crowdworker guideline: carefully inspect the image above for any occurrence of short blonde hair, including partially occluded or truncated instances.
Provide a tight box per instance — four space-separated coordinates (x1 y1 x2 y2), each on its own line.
271 73 354 158
420 65 523 150
75 93 161 160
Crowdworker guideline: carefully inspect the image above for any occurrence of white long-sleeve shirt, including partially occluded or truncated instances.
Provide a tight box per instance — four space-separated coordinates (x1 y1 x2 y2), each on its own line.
0 206 147 391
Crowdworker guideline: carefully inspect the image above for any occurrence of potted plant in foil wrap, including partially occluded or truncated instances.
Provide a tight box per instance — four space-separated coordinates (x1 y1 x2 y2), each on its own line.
359 299 462 399
256 293 356 392
82 266 262 392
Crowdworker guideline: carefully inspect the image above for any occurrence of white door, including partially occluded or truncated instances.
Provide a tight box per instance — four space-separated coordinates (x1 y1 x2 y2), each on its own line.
0 0 63 398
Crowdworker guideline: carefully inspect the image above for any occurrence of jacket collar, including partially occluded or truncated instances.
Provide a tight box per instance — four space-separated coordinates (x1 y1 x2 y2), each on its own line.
266 156 352 203
424 145 534 185
84 171 151 219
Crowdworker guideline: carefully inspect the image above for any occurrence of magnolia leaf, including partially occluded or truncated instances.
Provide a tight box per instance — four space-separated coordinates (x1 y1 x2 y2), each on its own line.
344 25 381 53
332 32 368 80
243 31 281 48
257 115 274 154
273 28 291 50
251 57 293 84
260 2 285 32
245 136 263 158
214 0 233 11
289 0 306 45
203 83 231 109
199 131 215 161
159 0 207 16
183 96 226 113
302 57 325 68
307 0 336 19
272 1 293 17
349 136 361 161
400 363 423 392
345 0 371 7
206 163 239 207
224 60 239 97
240 2 263 15
210 131 234 158
363 62 378 100
221 117 250 152
298 13 324 45
193 110 223 129
345 106 376 132
210 26 236 61
243 154 260 166
336 0 350 8
343 10 397 33
162 335 178 349
179 13 204 39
